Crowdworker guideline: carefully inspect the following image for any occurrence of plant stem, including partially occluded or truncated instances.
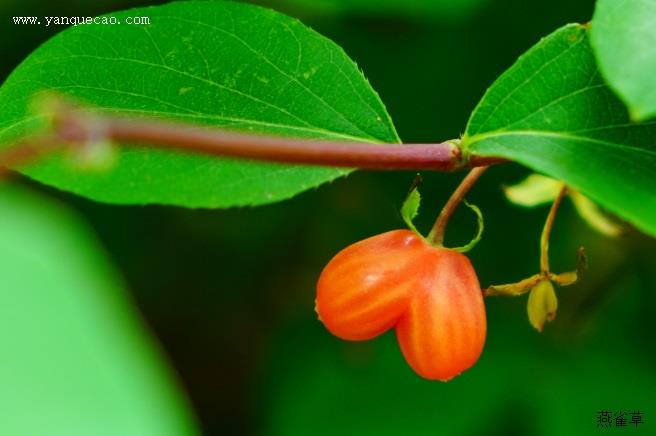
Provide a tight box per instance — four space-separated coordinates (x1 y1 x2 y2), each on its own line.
0 102 507 174
0 136 61 178
540 185 567 274
54 111 504 170
428 166 488 246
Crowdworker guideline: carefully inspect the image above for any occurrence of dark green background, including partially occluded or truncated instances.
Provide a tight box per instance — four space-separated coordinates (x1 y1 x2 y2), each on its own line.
2 0 654 434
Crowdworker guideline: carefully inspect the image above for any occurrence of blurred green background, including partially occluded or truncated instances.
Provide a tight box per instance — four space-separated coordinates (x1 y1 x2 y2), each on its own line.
2 0 654 434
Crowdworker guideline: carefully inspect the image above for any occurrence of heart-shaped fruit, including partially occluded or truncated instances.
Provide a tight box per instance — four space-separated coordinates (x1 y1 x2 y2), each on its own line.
316 229 486 381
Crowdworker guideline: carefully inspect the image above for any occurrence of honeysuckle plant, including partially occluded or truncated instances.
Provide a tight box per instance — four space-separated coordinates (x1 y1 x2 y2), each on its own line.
1 0 655 434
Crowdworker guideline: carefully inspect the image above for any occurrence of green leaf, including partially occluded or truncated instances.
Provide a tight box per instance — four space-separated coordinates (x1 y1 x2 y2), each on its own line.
591 0 656 121
0 184 198 435
462 24 656 237
400 177 422 234
0 1 399 207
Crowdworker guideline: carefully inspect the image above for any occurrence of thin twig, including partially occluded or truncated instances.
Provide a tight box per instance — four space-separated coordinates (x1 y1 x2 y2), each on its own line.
56 112 504 170
0 135 63 178
0 102 507 176
540 186 567 274
428 166 489 245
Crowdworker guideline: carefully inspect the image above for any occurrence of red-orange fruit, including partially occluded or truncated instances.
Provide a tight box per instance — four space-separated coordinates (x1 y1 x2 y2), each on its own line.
315 229 486 381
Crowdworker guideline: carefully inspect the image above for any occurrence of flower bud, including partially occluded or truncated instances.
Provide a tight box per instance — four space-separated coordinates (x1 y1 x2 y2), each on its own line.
527 279 558 332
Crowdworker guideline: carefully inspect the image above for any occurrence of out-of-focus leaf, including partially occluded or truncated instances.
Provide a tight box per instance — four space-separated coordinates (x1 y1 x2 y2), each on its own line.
0 183 198 436
503 174 563 208
569 191 623 237
504 174 623 237
591 0 656 121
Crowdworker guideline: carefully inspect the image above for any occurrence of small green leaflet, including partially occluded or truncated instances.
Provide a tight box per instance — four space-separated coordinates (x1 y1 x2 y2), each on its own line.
462 24 656 237
591 0 656 121
400 174 483 252
0 184 198 436
0 1 399 208
401 175 422 234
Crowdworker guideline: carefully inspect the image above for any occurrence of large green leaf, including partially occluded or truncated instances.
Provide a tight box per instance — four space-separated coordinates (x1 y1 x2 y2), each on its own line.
0 184 198 435
591 0 656 121
462 24 656 237
0 1 399 207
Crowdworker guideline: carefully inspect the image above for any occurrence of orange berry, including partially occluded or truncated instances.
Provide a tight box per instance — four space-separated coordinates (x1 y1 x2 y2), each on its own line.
316 229 486 381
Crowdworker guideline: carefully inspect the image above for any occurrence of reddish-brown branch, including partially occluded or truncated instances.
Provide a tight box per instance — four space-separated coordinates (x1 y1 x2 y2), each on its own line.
1 104 507 175
0 136 62 178
57 113 507 170
72 116 462 170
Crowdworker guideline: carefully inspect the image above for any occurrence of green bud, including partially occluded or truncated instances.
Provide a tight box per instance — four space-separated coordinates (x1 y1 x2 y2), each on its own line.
527 279 558 332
